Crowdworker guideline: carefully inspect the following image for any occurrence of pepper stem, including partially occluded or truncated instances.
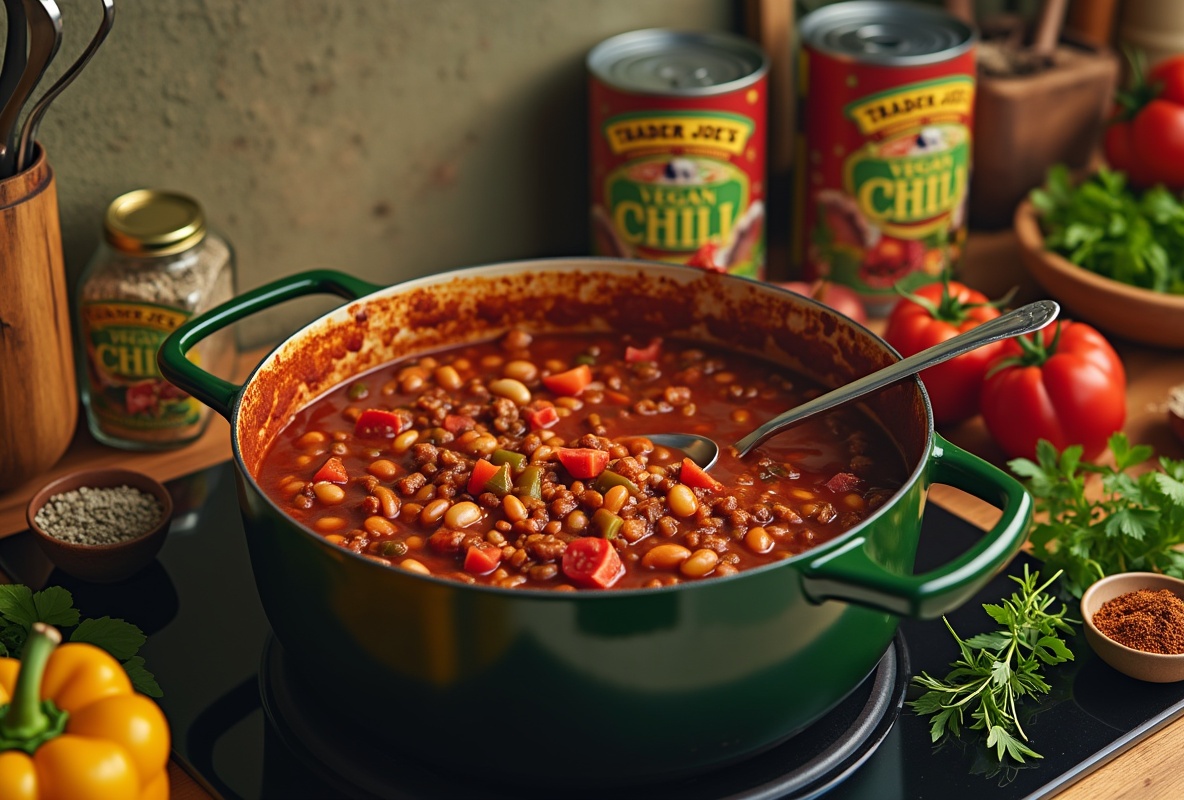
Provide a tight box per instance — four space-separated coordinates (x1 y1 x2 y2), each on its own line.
0 623 69 754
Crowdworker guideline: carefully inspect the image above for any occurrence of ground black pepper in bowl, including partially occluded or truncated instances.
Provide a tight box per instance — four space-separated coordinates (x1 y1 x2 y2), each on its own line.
26 468 175 583
34 485 163 545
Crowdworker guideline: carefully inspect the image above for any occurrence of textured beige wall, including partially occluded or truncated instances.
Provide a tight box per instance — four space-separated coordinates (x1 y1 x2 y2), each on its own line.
28 0 735 345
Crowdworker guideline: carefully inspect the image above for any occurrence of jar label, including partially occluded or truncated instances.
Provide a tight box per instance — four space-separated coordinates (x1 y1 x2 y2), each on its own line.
80 301 203 430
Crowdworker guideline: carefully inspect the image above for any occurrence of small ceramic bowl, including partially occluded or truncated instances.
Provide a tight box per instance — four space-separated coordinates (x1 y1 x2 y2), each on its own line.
25 468 174 584
1014 199 1184 349
1080 572 1184 683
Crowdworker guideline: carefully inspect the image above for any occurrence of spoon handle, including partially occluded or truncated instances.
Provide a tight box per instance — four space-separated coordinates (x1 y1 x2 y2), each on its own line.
732 299 1060 458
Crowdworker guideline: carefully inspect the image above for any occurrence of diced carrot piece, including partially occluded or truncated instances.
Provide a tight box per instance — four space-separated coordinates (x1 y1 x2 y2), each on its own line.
542 364 592 396
679 457 723 493
313 456 349 484
556 448 609 480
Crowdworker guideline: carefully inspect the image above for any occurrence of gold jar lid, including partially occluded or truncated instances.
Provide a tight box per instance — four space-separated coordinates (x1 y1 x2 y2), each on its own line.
104 189 207 257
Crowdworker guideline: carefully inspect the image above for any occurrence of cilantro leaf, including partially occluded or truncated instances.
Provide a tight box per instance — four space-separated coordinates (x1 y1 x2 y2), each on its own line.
1012 433 1184 598
70 617 147 661
32 587 80 628
121 656 163 698
0 584 38 627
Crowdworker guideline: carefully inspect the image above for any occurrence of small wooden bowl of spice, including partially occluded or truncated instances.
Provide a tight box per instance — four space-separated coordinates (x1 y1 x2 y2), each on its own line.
25 468 173 584
1081 572 1184 683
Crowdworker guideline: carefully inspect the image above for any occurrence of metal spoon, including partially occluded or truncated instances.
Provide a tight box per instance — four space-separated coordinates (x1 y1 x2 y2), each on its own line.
15 0 114 173
0 0 60 176
650 299 1061 470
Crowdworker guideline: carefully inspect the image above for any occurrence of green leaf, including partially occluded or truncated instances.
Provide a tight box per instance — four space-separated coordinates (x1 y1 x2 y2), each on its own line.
0 585 38 627
31 587 80 628
122 656 163 698
69 617 146 661
963 632 1011 651
983 603 1013 627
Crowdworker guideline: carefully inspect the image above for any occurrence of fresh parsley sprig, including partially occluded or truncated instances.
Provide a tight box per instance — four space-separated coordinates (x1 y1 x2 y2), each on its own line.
0 584 161 697
1031 165 1184 294
909 567 1075 764
1009 432 1184 599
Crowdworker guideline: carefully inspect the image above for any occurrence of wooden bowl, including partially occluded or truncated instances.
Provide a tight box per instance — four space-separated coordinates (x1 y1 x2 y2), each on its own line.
25 468 173 584
1080 572 1184 683
1014 199 1184 349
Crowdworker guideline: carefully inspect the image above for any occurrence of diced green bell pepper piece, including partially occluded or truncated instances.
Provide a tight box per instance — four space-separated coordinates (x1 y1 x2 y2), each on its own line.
491 449 527 471
592 508 623 539
514 465 543 500
594 469 639 495
485 463 513 496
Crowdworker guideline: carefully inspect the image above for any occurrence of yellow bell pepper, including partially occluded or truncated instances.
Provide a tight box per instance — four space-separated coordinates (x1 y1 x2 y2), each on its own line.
0 623 170 800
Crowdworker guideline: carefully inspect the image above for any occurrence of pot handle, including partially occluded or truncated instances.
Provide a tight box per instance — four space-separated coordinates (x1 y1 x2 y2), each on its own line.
800 433 1032 619
157 269 381 420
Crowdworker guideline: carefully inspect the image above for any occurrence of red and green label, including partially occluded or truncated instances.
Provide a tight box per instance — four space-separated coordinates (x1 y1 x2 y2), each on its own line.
80 301 202 430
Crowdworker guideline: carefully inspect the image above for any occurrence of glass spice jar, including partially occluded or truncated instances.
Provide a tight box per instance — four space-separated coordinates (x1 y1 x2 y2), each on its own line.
75 189 236 450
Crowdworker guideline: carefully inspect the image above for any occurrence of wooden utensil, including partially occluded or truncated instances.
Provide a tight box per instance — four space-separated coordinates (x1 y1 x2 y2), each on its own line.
0 144 77 490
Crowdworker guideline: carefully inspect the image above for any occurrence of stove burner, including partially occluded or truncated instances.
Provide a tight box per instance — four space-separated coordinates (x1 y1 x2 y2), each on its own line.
258 632 909 800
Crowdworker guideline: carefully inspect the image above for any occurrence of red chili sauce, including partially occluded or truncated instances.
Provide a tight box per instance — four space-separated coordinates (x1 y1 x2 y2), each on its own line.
256 330 907 590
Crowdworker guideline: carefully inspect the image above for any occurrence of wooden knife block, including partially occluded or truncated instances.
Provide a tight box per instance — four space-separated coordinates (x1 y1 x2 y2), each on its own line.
970 45 1119 230
0 146 78 490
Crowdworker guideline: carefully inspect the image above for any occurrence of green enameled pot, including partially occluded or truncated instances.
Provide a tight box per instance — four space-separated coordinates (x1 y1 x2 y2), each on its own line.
159 259 1030 787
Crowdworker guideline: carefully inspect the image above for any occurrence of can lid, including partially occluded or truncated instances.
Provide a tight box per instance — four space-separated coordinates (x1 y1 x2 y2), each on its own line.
588 29 767 96
800 1 975 66
104 189 207 256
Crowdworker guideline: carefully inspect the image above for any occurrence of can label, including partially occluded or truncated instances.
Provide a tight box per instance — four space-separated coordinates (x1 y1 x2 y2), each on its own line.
590 80 767 278
797 50 975 309
80 301 203 430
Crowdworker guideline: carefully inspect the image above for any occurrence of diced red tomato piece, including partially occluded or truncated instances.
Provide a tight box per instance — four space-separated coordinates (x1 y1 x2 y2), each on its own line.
679 457 723 493
525 405 559 431
562 537 624 589
542 364 592 396
312 456 349 484
354 408 407 439
825 472 863 494
464 542 503 575
468 458 500 495
625 338 662 363
556 447 609 480
444 413 475 434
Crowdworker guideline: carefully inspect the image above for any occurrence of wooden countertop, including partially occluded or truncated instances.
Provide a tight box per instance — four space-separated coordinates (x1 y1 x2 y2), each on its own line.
1 228 1182 799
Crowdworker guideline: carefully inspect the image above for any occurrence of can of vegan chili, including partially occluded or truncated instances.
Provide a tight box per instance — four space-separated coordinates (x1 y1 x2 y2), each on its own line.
588 29 768 278
795 1 976 314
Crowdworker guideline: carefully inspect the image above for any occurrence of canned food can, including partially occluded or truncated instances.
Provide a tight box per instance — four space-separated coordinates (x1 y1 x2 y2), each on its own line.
588 29 768 278
795 1 976 314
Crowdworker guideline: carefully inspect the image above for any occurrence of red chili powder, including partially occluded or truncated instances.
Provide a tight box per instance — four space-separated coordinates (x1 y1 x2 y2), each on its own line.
1093 589 1184 655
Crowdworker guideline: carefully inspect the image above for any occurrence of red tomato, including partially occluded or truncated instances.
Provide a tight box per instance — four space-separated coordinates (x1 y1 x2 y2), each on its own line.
774 280 868 325
525 405 559 430
679 457 723 493
1103 55 1184 190
354 408 407 439
980 321 1126 461
464 543 502 575
625 338 663 363
556 448 609 480
561 537 624 589
882 281 1006 426
313 456 348 484
468 458 500 495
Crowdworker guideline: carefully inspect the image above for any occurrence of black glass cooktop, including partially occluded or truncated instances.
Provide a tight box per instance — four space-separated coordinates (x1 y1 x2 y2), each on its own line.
4 460 1184 799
